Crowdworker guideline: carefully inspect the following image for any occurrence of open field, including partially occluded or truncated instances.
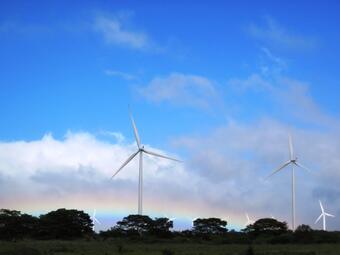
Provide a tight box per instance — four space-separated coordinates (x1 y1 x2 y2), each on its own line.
1 240 340 255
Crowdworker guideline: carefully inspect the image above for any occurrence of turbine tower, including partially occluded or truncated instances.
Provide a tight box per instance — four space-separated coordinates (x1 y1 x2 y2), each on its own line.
91 209 101 231
315 200 334 231
266 134 310 230
111 110 181 215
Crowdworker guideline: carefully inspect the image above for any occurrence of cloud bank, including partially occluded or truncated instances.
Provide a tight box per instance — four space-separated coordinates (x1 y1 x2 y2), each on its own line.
1 120 340 231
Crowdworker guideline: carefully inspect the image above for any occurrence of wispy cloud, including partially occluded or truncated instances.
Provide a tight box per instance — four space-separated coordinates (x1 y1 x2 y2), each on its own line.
248 17 316 49
137 73 220 109
94 13 151 50
228 73 271 92
105 69 137 80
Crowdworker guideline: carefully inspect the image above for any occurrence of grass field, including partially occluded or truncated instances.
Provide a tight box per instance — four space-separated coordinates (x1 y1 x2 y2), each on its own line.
1 240 340 255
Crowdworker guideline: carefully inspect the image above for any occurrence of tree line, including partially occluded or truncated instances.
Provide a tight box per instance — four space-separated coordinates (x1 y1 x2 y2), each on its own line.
1 208 340 244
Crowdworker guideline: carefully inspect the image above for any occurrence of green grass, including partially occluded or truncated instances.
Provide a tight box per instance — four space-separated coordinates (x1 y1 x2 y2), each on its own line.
1 240 340 255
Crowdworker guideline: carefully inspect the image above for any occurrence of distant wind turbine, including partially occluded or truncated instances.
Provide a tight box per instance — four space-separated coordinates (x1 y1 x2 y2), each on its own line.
91 209 101 231
315 200 334 231
266 134 310 230
191 217 198 227
245 213 254 226
164 214 176 222
111 110 181 215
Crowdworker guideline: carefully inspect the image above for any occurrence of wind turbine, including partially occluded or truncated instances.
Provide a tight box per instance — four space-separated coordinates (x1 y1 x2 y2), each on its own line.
266 134 310 230
91 209 101 231
315 200 334 231
245 213 254 226
111 110 181 215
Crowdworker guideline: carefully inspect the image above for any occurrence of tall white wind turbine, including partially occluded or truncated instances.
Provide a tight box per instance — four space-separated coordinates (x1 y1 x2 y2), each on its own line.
315 200 334 231
111 110 181 215
91 209 101 231
266 134 310 230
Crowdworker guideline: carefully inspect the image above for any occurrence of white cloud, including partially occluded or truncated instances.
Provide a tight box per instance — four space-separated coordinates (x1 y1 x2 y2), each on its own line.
173 118 340 230
1 124 340 231
137 73 220 109
248 17 316 49
94 14 150 50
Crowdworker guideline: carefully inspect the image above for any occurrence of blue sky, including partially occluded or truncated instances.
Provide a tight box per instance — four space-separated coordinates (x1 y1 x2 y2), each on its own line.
1 1 340 231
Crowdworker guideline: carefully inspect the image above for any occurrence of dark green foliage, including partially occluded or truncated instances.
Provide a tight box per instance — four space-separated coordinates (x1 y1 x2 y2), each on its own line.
162 248 174 255
296 224 313 233
0 209 39 240
2 208 340 245
193 218 228 235
245 245 254 255
37 208 93 239
294 224 314 243
243 218 288 237
115 214 153 235
223 231 250 244
117 243 123 253
101 214 173 238
0 247 41 255
150 217 173 237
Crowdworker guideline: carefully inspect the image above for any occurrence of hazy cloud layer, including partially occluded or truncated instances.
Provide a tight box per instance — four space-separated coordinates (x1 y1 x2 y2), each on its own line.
248 17 316 49
137 73 220 109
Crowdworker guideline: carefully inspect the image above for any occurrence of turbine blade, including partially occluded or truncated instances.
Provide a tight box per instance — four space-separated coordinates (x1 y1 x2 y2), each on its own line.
315 214 323 224
289 134 294 160
129 109 141 148
266 160 291 179
325 213 335 217
111 151 139 179
295 162 311 173
144 149 182 162
94 218 101 224
319 200 324 213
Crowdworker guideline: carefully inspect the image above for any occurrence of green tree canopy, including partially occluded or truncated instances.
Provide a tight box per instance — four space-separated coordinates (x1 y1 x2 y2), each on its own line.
193 218 228 235
0 209 39 240
38 208 93 239
243 218 288 236
115 215 153 235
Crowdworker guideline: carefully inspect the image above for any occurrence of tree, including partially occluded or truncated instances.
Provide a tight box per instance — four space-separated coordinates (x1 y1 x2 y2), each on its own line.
0 209 23 240
295 224 313 233
150 217 173 237
38 208 93 239
0 209 39 240
115 215 153 236
193 218 228 235
243 218 288 237
294 224 314 243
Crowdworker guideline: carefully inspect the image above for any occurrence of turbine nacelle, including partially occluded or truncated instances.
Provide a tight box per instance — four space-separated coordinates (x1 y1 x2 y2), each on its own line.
291 157 298 163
